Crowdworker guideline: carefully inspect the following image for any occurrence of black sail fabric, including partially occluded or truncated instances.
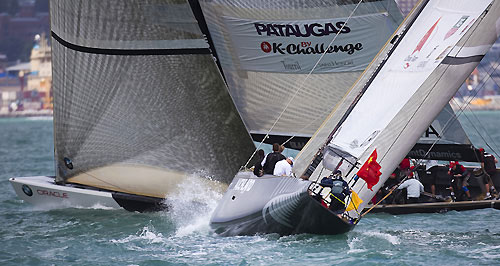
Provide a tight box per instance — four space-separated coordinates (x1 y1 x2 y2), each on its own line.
50 0 255 198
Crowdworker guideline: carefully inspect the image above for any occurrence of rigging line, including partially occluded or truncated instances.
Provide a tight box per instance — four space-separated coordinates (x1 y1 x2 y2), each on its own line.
378 6 490 165
298 0 430 179
243 0 364 168
451 96 499 158
453 84 500 158
292 3 409 164
464 105 500 158
361 175 409 217
281 10 401 147
463 73 500 155
445 38 500 157
449 52 500 158
407 87 478 165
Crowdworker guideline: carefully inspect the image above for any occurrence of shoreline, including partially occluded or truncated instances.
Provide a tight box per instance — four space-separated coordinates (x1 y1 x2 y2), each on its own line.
1 105 499 119
0 109 53 118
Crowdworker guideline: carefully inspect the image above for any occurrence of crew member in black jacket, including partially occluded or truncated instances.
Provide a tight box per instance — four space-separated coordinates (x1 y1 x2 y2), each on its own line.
262 143 286 175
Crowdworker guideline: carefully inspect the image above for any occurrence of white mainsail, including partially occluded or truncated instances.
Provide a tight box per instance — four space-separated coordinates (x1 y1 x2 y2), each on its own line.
198 0 403 149
294 0 500 214
50 0 256 198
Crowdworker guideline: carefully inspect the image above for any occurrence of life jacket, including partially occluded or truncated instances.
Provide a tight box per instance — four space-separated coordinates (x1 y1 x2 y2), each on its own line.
330 180 349 199
263 152 286 174
331 180 344 195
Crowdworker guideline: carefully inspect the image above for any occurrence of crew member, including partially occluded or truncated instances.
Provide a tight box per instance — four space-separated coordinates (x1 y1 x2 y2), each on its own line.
448 161 471 201
480 148 498 199
263 143 286 174
328 172 351 215
397 172 424 204
273 157 294 176
253 149 265 177
423 160 439 196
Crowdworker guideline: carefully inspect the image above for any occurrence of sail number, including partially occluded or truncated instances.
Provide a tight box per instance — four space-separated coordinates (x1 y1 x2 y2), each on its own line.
234 179 255 192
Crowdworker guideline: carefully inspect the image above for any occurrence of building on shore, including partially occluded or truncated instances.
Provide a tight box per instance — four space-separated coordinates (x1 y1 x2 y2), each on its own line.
27 33 51 109
0 32 51 113
0 61 28 112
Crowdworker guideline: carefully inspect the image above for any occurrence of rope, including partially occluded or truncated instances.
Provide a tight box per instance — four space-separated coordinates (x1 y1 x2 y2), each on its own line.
361 175 409 217
330 192 345 205
243 0 365 169
450 54 500 158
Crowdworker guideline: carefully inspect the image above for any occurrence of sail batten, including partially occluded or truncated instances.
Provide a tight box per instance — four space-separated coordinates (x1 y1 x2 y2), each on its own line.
52 32 211 55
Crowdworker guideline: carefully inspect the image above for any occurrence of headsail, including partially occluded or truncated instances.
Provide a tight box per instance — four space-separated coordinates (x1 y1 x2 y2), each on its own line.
50 0 256 198
198 0 403 149
295 0 499 214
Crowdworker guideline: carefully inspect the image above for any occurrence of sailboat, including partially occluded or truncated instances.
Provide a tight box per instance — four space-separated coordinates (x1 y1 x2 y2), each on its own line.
210 0 500 236
9 0 256 211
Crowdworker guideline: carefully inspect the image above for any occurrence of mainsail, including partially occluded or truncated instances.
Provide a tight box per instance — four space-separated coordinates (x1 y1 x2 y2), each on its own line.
50 0 256 198
294 0 500 214
198 0 403 149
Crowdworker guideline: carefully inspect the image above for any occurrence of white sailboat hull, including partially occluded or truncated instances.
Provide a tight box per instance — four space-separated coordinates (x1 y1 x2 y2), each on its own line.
9 176 121 210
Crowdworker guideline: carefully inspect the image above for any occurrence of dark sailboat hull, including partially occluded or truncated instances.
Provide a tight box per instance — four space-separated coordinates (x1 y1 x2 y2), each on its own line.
210 172 354 236
364 200 500 215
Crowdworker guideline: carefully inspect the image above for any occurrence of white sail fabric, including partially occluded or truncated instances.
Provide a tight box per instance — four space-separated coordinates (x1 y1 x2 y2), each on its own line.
295 0 499 214
327 1 491 159
50 0 256 198
198 0 402 139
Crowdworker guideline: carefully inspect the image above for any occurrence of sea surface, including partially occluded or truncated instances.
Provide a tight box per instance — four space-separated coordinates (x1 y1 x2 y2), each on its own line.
1 113 500 265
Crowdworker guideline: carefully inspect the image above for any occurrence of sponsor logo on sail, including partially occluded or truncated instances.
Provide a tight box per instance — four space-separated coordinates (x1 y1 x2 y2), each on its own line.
261 41 272 53
261 42 363 56
404 17 441 69
408 149 462 160
281 59 301 70
423 125 440 138
224 14 393 73
460 18 475 34
444 16 469 40
254 22 350 37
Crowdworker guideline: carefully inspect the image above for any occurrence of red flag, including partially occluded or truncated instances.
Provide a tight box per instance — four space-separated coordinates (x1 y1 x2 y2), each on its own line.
356 149 382 190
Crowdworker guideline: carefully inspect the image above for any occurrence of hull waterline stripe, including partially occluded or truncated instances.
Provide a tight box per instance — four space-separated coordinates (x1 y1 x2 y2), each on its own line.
442 55 484 65
51 31 211 56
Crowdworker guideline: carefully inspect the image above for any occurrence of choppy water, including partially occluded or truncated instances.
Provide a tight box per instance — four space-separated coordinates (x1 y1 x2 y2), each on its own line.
1 114 500 265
